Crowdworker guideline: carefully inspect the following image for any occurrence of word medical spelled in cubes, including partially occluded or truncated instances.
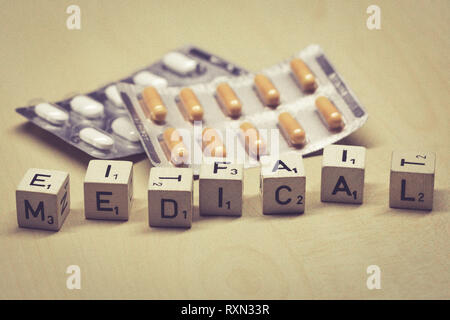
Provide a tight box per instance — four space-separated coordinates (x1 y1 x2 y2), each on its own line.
15 146 437 231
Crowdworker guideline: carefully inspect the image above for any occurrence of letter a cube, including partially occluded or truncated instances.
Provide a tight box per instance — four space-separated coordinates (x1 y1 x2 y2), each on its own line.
199 161 243 216
16 168 70 231
389 151 435 210
148 167 193 228
321 144 366 204
261 154 306 214
84 160 133 221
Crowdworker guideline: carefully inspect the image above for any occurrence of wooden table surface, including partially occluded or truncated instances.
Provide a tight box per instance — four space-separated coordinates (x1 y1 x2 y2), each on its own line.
0 0 448 299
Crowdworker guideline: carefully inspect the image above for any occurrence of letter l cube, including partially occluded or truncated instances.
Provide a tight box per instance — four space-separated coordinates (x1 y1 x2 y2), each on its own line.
389 151 435 210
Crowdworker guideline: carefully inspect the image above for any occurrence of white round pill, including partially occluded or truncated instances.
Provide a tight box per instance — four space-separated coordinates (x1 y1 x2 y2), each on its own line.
70 95 104 119
79 127 114 150
34 103 69 125
104 85 124 107
162 52 198 76
111 117 140 143
133 71 168 88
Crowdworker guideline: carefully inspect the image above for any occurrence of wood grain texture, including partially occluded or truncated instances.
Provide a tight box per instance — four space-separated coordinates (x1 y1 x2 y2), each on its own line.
0 0 448 299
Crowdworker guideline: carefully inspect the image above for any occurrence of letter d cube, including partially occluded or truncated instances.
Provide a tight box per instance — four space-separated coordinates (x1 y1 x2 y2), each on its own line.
148 167 193 228
16 168 70 231
84 160 133 221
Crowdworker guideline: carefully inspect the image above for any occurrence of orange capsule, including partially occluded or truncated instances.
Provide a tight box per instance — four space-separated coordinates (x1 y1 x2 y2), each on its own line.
290 58 316 92
202 127 226 157
216 82 242 118
315 96 344 130
142 86 167 122
162 127 189 165
239 121 266 157
254 74 280 107
179 88 204 122
278 112 306 146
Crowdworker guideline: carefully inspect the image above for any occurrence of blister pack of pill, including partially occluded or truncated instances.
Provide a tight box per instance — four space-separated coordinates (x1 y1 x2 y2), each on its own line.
15 45 248 159
118 44 368 172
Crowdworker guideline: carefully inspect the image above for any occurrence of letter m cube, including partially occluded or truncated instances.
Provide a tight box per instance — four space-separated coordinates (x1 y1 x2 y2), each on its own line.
16 168 70 231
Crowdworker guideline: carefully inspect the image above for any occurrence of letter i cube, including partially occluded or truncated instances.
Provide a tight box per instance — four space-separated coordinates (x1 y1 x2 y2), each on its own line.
321 144 366 204
16 168 70 231
84 160 133 221
199 161 243 216
148 167 193 228
261 154 306 214
389 151 435 210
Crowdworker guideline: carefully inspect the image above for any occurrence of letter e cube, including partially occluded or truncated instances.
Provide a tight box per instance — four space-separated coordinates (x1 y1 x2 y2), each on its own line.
84 160 133 221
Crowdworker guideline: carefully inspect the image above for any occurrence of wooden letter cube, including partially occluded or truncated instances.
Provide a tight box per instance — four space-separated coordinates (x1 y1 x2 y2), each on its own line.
84 160 133 221
389 151 435 210
199 161 243 216
261 154 306 214
16 168 70 231
148 167 193 228
321 145 366 204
